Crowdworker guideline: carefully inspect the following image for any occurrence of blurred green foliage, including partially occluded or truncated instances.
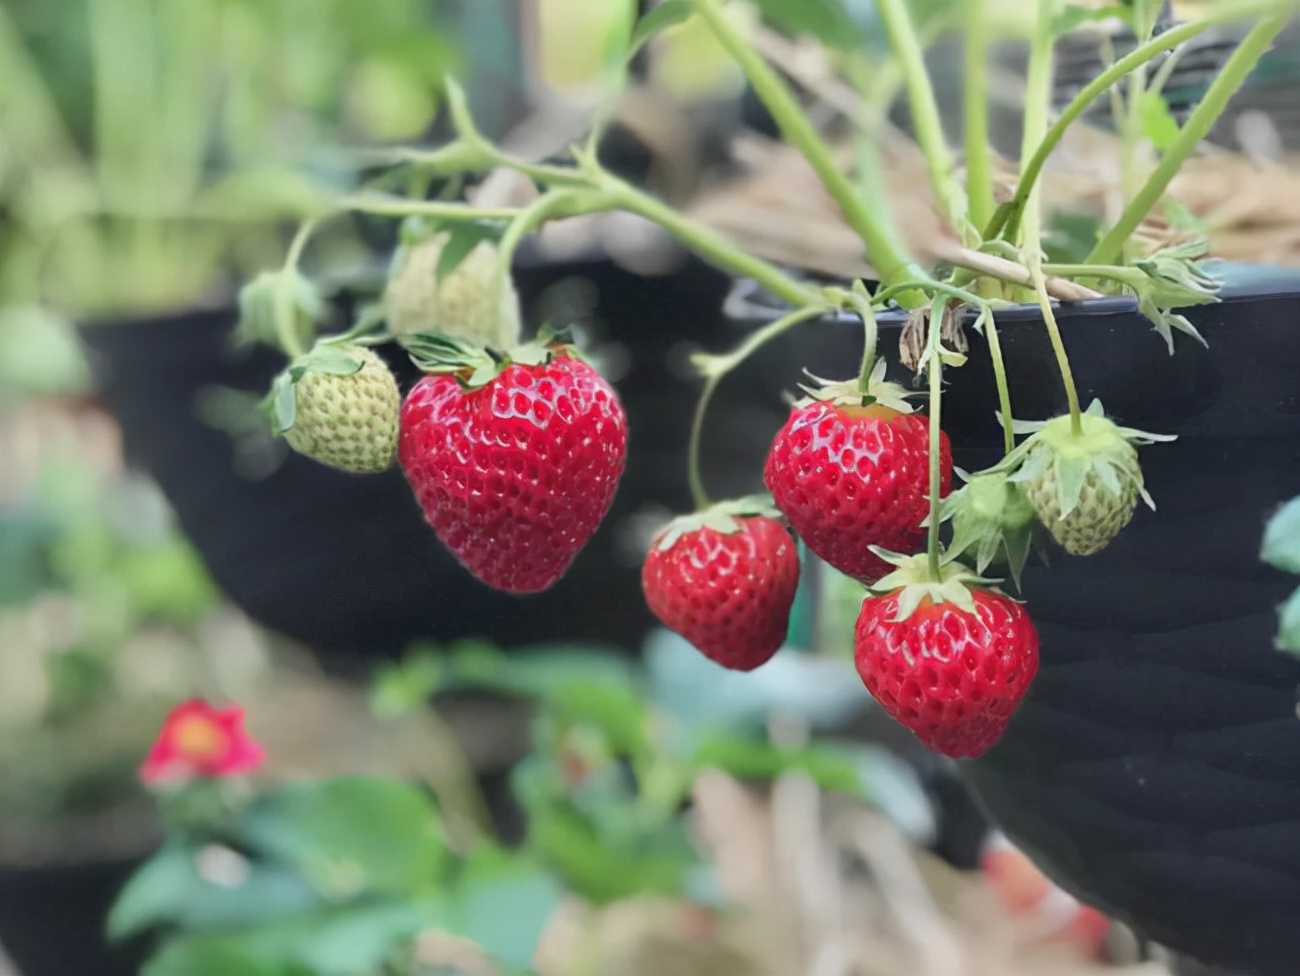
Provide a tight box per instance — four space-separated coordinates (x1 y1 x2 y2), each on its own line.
0 0 459 321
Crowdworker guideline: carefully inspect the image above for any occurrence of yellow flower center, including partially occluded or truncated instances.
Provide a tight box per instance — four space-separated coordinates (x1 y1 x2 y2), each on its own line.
173 715 226 760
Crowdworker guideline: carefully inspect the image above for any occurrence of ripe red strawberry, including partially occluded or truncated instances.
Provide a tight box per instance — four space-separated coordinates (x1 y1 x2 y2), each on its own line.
398 332 627 594
763 374 951 584
853 554 1038 758
642 499 801 671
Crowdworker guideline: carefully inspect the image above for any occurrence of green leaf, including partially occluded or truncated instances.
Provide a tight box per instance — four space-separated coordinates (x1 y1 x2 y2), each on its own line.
107 843 194 941
1278 586 1300 654
435 221 504 281
236 777 447 899
1052 4 1129 37
630 0 694 54
271 379 297 435
302 346 363 376
692 735 858 792
452 848 564 970
752 0 863 48
370 646 444 719
142 900 444 976
1139 90 1180 153
108 844 321 941
143 938 291 976
1263 497 1300 574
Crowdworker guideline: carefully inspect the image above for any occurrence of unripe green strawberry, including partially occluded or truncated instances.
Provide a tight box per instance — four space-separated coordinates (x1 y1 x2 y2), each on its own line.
1009 400 1175 557
384 232 521 349
944 468 1041 586
266 345 400 474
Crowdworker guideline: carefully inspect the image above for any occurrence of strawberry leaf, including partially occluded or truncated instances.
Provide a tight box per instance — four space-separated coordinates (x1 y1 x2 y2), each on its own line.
303 346 364 376
1278 588 1300 654
629 0 693 55
435 221 505 281
1139 90 1180 152
1052 3 1130 36
1262 497 1300 574
271 379 297 435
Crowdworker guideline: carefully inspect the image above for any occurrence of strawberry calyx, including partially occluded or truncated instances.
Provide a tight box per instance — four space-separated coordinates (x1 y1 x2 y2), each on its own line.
652 494 781 552
795 359 917 413
401 323 578 390
866 550 1006 622
262 341 370 436
942 468 1044 589
1004 399 1176 518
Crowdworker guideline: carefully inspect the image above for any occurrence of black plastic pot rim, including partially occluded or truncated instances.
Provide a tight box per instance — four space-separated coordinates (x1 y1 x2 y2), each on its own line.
723 258 1300 329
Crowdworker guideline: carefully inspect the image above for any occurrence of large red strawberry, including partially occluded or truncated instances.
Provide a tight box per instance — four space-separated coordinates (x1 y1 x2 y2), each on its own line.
398 332 627 593
853 554 1038 758
763 371 951 583
642 498 801 671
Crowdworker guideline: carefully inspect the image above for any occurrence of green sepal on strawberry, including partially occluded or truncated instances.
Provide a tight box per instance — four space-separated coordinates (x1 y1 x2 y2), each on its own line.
854 551 1039 759
263 343 400 474
383 217 522 351
642 495 801 672
1007 399 1175 556
397 325 627 594
764 359 952 584
941 468 1045 588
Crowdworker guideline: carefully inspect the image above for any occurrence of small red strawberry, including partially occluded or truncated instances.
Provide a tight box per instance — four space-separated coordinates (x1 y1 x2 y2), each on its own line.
642 497 801 671
763 366 952 583
398 331 627 594
853 553 1038 759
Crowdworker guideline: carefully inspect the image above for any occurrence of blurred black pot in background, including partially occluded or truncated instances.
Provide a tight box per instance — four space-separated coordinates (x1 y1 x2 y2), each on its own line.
727 263 1300 976
79 251 796 673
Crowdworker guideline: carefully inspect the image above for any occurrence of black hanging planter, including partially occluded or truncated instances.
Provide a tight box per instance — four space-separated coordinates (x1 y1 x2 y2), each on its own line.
726 261 1300 976
76 252 785 670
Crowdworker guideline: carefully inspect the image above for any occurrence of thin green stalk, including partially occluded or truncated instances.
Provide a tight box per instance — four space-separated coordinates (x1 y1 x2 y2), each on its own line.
272 219 317 359
691 0 921 288
875 0 961 225
925 300 946 581
962 0 995 234
339 193 523 222
848 289 879 394
598 172 822 310
687 305 829 511
1022 0 1083 434
982 312 1015 456
1087 14 1289 266
989 0 1294 243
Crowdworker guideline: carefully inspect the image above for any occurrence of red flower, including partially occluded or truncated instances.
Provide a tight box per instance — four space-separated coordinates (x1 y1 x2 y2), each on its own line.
139 699 264 784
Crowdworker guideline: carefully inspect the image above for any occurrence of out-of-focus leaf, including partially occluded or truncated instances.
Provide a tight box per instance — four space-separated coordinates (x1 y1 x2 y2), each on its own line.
453 846 563 969
1139 90 1180 152
107 843 194 941
237 777 446 899
752 0 864 47
644 629 869 736
630 0 694 54
1262 497 1300 574
1277 586 1300 654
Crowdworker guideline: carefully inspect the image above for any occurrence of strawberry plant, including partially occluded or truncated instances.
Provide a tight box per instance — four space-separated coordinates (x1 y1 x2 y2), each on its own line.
240 0 1298 760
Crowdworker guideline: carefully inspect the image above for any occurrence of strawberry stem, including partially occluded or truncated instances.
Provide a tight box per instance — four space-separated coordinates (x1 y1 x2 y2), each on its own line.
961 0 995 236
1086 13 1290 267
690 0 924 295
273 219 317 358
686 305 828 511
982 310 1015 456
847 287 879 396
874 0 963 230
1020 0 1083 436
988 0 1292 244
925 299 946 581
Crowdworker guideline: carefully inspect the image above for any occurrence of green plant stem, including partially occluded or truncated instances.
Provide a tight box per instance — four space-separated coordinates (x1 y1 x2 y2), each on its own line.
925 301 946 581
687 306 828 510
982 311 1015 455
1021 0 1083 435
989 0 1294 243
874 0 961 226
848 288 879 394
271 219 318 359
1087 14 1290 266
340 193 522 222
962 0 996 235
690 0 921 289
595 171 821 309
